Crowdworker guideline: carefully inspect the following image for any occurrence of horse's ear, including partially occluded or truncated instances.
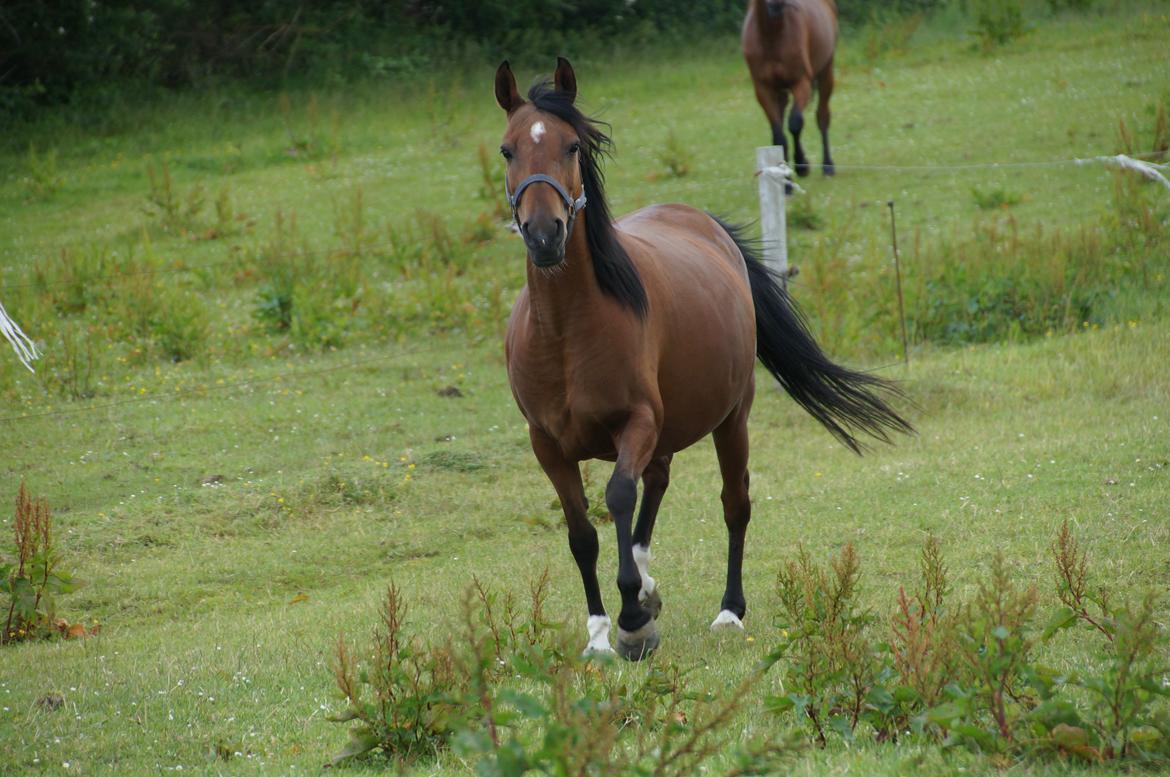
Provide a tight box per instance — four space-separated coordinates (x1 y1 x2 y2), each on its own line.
554 57 577 104
495 61 524 114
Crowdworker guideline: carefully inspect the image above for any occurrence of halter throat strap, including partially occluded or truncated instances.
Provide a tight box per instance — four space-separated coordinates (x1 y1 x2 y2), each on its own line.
506 173 588 235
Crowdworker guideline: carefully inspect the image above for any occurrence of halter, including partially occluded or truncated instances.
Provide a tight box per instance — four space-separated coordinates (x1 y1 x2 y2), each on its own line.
505 173 588 239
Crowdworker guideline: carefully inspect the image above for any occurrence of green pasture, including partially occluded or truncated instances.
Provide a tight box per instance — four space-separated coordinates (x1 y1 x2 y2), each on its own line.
2 4 1170 775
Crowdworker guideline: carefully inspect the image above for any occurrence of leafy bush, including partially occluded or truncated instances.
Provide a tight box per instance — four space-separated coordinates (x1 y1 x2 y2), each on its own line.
971 186 1023 210
2 482 82 644
330 573 798 772
653 130 694 180
971 0 1028 48
764 544 882 746
762 523 1170 766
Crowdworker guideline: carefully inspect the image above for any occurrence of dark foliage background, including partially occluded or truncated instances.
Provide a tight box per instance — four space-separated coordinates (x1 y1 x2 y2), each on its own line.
0 1 945 114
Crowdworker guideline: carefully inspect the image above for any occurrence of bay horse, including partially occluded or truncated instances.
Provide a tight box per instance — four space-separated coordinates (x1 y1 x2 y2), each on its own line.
743 0 839 181
496 58 910 660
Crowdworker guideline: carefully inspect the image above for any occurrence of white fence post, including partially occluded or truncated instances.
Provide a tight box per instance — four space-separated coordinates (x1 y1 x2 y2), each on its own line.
755 146 788 283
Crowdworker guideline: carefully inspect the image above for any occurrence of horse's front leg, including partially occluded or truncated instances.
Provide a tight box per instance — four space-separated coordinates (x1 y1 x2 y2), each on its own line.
530 427 611 655
607 405 662 661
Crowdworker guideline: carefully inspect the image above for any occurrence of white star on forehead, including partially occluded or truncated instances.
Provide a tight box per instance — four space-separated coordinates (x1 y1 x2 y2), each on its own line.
530 121 546 144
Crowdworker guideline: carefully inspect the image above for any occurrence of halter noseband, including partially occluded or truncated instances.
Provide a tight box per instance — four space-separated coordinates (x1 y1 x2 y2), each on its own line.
505 173 587 237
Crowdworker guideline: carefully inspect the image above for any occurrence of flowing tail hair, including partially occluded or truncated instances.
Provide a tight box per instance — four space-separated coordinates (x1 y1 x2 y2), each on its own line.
713 217 914 453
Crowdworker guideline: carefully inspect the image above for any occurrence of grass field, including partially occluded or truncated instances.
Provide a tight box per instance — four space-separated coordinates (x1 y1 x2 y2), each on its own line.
2 4 1170 775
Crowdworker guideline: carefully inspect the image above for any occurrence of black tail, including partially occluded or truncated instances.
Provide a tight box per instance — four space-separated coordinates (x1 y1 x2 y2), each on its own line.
715 217 914 453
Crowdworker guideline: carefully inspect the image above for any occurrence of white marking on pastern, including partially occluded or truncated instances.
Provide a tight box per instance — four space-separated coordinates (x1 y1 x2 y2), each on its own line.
633 544 656 602
584 614 614 655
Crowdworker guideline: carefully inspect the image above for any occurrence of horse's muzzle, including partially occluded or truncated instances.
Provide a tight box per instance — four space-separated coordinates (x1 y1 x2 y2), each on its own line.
522 219 566 267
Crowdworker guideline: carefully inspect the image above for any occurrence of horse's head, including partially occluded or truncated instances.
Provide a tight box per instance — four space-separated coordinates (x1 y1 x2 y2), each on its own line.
495 57 587 268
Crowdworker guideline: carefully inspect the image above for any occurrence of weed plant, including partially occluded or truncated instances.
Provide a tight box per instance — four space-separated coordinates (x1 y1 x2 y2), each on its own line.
331 573 798 773
1 483 81 644
762 522 1170 765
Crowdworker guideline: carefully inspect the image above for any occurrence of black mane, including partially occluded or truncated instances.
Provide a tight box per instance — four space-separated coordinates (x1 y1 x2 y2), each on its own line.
527 80 648 319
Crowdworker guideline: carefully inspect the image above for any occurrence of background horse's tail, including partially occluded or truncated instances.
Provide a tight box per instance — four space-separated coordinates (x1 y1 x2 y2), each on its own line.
713 216 914 453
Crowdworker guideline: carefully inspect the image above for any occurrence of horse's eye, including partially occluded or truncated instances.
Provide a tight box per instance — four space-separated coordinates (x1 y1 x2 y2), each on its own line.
568 142 581 156
500 146 513 161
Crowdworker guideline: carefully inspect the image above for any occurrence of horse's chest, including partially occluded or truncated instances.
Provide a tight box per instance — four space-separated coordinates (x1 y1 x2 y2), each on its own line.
509 355 629 460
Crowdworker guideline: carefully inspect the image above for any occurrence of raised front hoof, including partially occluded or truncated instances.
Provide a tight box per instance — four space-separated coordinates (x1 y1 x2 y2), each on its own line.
640 588 663 620
616 620 660 661
710 609 745 631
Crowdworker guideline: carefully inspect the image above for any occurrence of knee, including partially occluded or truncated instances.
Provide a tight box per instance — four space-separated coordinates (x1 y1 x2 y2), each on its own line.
605 473 637 517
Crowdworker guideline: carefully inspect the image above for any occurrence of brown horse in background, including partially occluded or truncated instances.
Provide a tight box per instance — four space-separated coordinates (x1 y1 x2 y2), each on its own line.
495 58 909 661
743 0 838 180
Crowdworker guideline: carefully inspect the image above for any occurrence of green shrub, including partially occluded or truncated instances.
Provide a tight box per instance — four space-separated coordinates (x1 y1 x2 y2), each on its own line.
654 130 693 179
151 287 210 362
971 186 1023 210
764 543 882 746
23 144 63 200
330 573 798 771
762 524 1170 765
971 0 1028 48
2 482 82 644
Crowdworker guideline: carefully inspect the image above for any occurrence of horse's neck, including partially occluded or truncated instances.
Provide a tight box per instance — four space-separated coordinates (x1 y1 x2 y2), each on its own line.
524 216 601 338
748 0 788 32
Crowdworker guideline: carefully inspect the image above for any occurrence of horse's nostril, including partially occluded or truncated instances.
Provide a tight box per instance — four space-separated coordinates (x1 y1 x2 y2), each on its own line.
554 219 564 238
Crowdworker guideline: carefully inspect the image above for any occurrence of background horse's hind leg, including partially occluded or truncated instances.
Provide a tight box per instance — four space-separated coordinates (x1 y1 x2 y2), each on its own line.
753 81 790 162
632 454 672 619
788 79 812 178
817 61 835 176
711 397 753 631
530 428 611 654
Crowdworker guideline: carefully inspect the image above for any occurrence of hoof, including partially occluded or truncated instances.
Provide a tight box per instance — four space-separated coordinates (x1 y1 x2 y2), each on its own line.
823 163 836 177
640 587 663 620
784 179 795 196
582 643 616 659
710 610 745 631
616 620 660 661
795 160 811 178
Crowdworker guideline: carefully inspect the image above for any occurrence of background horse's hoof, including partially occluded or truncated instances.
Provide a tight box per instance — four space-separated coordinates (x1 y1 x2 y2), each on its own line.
710 610 744 631
795 161 811 178
823 163 836 177
616 620 659 661
640 588 663 620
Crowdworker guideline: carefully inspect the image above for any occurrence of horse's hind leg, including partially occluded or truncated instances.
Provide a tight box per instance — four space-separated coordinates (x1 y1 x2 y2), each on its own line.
632 454 672 619
753 81 791 160
788 79 812 178
530 427 611 655
711 395 754 631
817 60 836 176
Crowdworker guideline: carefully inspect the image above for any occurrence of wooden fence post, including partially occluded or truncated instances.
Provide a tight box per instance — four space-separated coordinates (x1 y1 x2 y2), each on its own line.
755 146 788 283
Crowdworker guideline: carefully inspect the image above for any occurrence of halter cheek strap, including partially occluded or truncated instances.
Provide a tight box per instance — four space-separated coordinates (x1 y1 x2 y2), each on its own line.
505 173 588 236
